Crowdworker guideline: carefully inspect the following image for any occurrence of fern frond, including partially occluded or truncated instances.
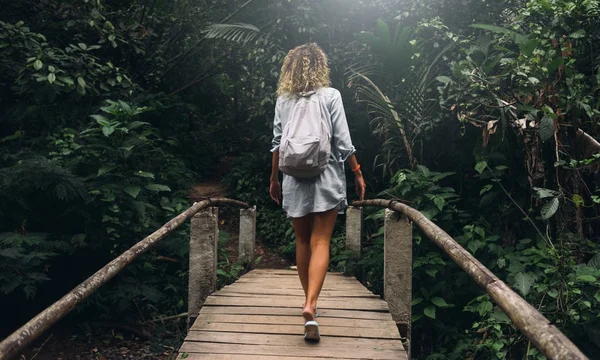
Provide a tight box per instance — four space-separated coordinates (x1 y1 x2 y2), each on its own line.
203 23 260 44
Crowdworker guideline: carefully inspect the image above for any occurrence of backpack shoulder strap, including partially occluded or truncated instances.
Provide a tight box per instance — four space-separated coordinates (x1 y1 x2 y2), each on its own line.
299 90 316 98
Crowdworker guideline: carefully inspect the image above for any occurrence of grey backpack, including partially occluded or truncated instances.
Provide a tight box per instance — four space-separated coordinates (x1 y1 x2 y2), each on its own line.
279 91 331 178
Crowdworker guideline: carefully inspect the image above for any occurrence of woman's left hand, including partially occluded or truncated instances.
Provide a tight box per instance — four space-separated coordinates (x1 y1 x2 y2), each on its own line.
270 180 282 205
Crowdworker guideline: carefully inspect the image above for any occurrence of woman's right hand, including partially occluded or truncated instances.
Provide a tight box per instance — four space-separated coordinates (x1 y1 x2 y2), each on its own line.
270 180 282 205
354 171 366 201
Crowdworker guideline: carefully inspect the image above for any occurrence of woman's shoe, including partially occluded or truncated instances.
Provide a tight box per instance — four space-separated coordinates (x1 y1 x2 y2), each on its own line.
304 320 320 342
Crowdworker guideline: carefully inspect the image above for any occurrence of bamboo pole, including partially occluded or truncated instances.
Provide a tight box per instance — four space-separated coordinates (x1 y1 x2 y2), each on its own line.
353 199 588 360
0 198 249 360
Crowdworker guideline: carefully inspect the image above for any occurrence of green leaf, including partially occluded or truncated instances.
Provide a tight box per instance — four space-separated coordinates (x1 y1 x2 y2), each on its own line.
468 240 484 254
181 353 189 359
541 197 559 220
78 43 87 50
573 194 584 208
519 39 539 57
145 184 171 192
577 275 597 283
539 115 555 142
411 297 423 306
48 65 55 73
480 184 493 195
77 77 86 87
60 77 74 85
588 254 600 268
547 289 558 298
431 297 450 308
547 57 564 73
90 114 110 125
417 165 430 177
136 171 155 179
475 161 488 174
34 60 43 70
101 126 114 137
433 196 445 211
436 76 452 84
514 272 536 296
98 166 116 176
47 73 56 84
490 307 510 323
533 187 558 199
424 306 436 319
425 268 438 278
470 24 528 45
569 29 586 39
123 185 141 199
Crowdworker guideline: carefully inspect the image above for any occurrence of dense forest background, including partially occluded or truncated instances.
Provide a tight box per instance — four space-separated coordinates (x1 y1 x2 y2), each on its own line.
2 0 600 358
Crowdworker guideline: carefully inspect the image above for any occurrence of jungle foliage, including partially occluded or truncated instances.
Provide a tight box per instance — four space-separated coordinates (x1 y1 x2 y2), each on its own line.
2 0 600 358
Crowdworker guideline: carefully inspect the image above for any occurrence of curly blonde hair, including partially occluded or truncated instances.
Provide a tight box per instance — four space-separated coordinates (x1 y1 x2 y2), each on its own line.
277 43 330 97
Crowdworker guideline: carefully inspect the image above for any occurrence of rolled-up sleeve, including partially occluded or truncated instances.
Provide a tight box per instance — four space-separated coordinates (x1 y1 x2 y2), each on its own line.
271 97 282 153
330 90 356 161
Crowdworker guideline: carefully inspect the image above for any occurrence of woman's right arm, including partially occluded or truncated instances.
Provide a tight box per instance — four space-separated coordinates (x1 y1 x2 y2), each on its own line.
330 90 366 201
346 154 366 201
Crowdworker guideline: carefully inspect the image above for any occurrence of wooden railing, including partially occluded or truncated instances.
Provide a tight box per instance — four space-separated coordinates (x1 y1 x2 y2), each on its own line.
0 198 252 360
349 199 588 360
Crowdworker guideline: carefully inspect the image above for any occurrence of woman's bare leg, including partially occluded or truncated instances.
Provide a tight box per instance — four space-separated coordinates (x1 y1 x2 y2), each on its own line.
292 214 314 299
302 208 338 321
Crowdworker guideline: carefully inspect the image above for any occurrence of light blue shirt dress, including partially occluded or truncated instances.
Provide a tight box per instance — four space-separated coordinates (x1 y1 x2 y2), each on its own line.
271 87 356 218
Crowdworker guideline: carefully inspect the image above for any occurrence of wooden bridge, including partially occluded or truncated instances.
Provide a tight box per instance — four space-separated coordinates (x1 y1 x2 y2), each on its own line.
178 269 406 359
0 198 589 360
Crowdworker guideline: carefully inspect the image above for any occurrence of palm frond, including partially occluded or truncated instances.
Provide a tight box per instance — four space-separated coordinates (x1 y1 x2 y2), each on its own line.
397 42 455 134
203 23 260 44
352 72 416 169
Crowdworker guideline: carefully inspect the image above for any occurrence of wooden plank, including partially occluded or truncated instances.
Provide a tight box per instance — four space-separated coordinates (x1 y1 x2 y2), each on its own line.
197 314 398 329
179 341 405 359
240 274 355 280
190 322 400 339
238 275 358 282
244 269 345 275
203 296 389 311
185 331 404 350
227 284 369 291
237 274 357 280
199 306 394 320
230 278 365 285
216 287 376 298
233 280 361 287
178 354 327 360
228 283 370 292
213 291 379 299
245 270 345 276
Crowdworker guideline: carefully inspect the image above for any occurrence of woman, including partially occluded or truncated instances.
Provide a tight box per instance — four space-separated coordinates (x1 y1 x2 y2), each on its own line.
269 43 366 341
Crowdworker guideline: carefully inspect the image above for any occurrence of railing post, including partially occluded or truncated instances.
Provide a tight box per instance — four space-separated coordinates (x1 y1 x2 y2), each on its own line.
239 206 256 268
188 207 219 330
345 206 362 256
384 209 412 356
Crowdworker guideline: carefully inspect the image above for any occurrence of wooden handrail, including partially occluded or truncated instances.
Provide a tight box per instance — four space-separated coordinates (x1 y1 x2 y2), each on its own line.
353 199 588 360
0 198 249 360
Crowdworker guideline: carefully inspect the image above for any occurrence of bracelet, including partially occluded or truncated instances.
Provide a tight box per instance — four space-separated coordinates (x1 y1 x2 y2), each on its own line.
352 164 361 173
